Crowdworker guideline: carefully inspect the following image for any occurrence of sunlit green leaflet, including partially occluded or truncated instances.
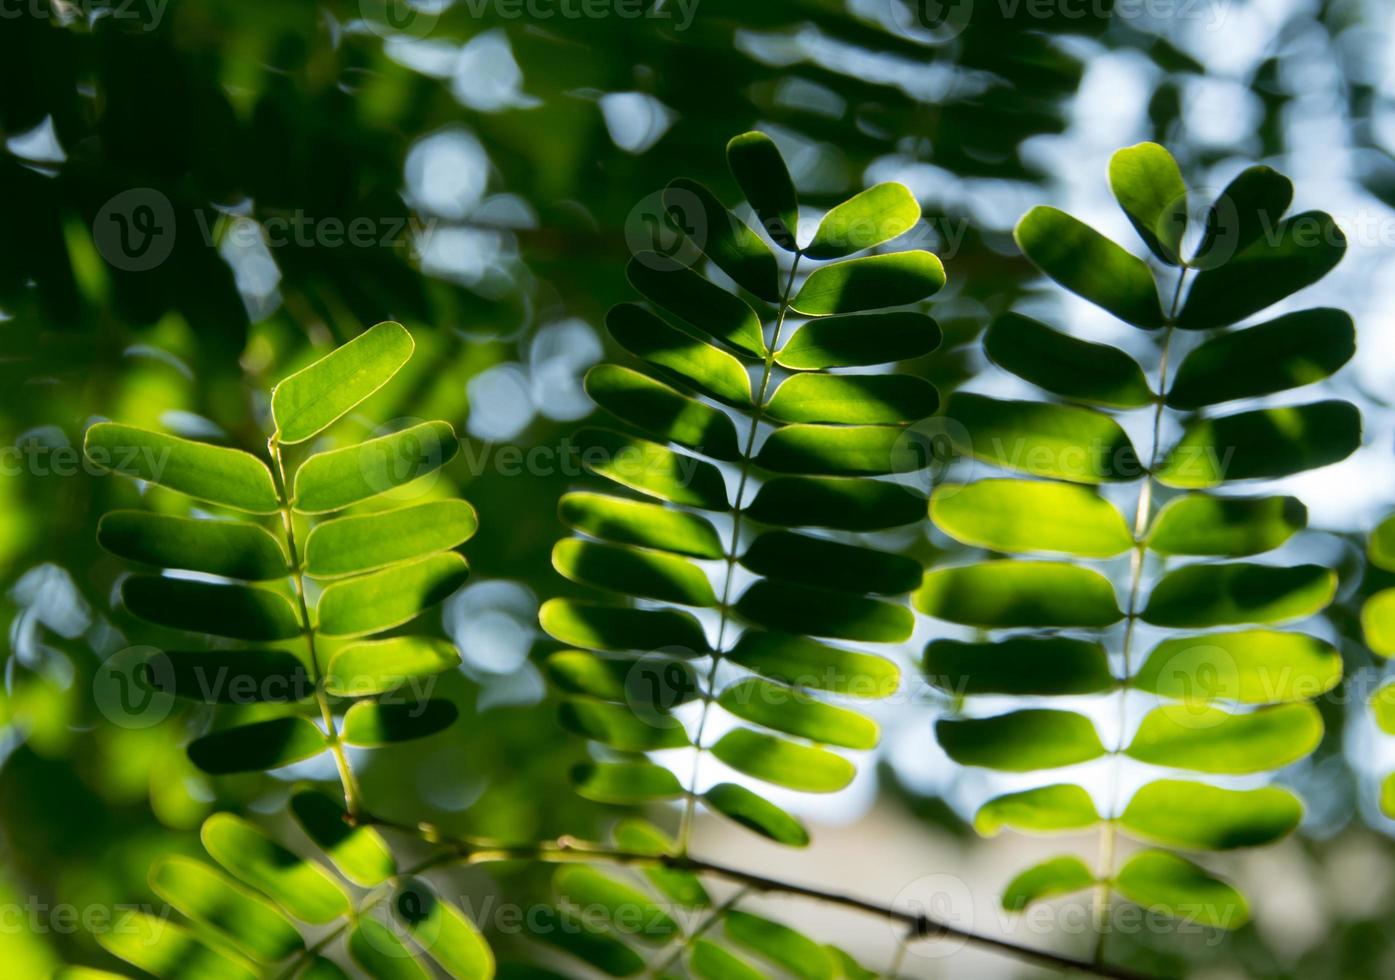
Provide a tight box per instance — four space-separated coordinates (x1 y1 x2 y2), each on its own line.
1363 512 1395 814
538 131 941 972
82 322 488 977
923 144 1355 961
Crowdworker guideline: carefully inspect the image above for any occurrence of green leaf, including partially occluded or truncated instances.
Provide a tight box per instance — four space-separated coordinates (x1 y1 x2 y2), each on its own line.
1191 165 1293 269
805 183 920 260
527 906 644 977
1114 851 1249 929
937 710 1105 771
984 313 1153 408
746 476 926 531
1363 588 1395 656
946 393 1139 484
764 374 938 425
1146 494 1305 557
85 422 280 514
726 630 899 698
790 252 945 316
97 915 258 980
326 637 461 697
1383 773 1395 819
539 599 709 654
1124 702 1323 774
690 940 766 980
703 782 809 847
587 364 741 460
545 651 699 710
723 911 834 980
1166 308 1355 409
1369 514 1395 572
348 919 430 980
726 131 799 251
1179 212 1346 329
317 552 469 637
573 762 685 804
718 677 877 749
304 499 477 578
974 784 1100 837
271 321 414 444
606 304 754 406
558 698 690 751
1135 629 1341 704
393 879 495 980
924 636 1112 697
579 428 729 510
1013 206 1164 328
1002 856 1096 912
145 649 311 704
1119 781 1302 850
754 423 914 476
149 857 303 963
826 947 876 980
342 699 458 746
201 813 350 924
1155 401 1361 488
292 421 458 514
914 561 1122 628
741 531 921 595
188 717 328 775
552 539 716 607
1375 684 1395 734
290 789 396 887
736 579 914 642
559 491 724 559
774 311 941 370
610 819 710 908
98 511 287 580
1141 563 1335 628
666 178 780 301
301 959 350 980
555 867 679 944
628 255 766 357
122 576 301 641
711 728 855 792
931 479 1133 557
1108 142 1187 263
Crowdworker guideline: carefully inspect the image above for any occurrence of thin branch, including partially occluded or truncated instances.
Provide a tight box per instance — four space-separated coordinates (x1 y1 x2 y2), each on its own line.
361 816 1169 980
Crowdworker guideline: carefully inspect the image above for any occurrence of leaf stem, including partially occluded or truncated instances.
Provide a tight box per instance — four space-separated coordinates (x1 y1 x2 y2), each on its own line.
358 813 1167 980
1092 267 1186 964
268 436 364 818
678 253 802 853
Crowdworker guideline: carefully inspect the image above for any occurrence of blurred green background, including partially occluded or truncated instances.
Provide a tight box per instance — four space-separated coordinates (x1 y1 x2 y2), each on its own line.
2 0 1395 976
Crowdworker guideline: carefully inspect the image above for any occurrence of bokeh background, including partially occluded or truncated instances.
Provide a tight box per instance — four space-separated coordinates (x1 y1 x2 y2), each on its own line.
2 0 1395 976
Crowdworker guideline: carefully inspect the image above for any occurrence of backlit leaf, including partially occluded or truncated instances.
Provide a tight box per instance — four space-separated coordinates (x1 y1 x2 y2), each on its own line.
914 561 1122 628
666 178 780 301
1108 141 1186 263
555 867 679 944
348 919 429 980
1013 206 1164 328
1003 856 1095 912
774 311 941 369
290 789 396 887
1155 401 1360 488
804 183 919 260
1114 851 1249 929
271 321 414 444
606 304 754 406
703 782 809 847
1119 781 1302 850
1135 630 1340 704
937 710 1105 771
1124 703 1323 774
932 479 1133 557
304 499 477 578
1364 588 1395 656
946 393 1139 484
97 915 257 980
741 531 920 595
628 255 766 357
539 599 710 654
1141 563 1335 628
552 538 716 607
558 698 690 751
317 552 470 636
1190 165 1293 269
725 630 899 698
587 364 741 460
579 428 729 510
764 373 938 425
558 491 724 559
718 677 877 749
711 728 855 792
122 577 301 641
148 857 303 963
924 636 1113 696
736 578 914 642
573 762 685 804
790 252 945 316
755 423 915 476
85 423 280 514
727 131 799 250
325 637 461 697
98 511 287 580
984 313 1153 408
1146 494 1305 557
201 813 350 924
292 421 458 513
746 476 926 531
975 784 1100 837
341 699 458 746
393 879 495 979
187 717 328 775
610 819 710 907
724 911 835 980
